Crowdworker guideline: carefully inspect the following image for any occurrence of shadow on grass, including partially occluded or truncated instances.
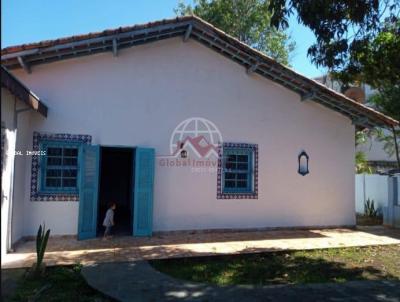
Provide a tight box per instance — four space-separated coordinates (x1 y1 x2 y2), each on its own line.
6 265 115 302
150 250 399 286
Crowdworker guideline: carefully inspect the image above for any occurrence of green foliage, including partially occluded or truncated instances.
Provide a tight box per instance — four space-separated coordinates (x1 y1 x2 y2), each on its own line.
35 223 50 272
13 266 111 301
355 151 373 174
364 198 378 217
355 128 384 147
268 0 399 75
369 86 400 122
369 86 400 168
376 130 400 160
335 20 400 88
175 0 295 65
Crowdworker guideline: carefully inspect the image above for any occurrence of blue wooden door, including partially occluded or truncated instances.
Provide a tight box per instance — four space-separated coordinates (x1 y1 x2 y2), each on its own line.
133 147 155 236
78 145 100 240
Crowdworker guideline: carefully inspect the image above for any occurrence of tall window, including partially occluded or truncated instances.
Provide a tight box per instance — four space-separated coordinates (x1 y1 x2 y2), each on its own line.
218 143 258 199
223 148 253 193
40 141 81 193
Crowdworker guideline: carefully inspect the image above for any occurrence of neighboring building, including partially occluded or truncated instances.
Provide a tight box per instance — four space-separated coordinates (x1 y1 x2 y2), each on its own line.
314 74 398 173
1 16 398 254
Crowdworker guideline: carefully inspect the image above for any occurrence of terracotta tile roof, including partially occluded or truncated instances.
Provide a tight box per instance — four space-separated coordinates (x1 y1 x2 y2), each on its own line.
1 15 397 127
2 17 193 55
1 66 48 117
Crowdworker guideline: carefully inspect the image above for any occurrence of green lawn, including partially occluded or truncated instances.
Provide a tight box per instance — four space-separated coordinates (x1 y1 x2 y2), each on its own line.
150 245 400 286
6 265 113 302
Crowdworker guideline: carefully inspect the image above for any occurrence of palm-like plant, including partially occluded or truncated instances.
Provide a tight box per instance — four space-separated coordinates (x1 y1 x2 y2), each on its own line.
364 198 378 217
355 151 373 174
34 223 50 274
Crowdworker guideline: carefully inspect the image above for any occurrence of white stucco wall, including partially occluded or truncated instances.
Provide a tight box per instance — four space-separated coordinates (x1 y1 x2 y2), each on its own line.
12 37 355 236
1 89 15 256
1 89 33 255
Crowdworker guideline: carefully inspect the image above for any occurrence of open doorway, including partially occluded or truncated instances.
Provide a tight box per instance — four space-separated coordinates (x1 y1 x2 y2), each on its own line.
98 147 134 236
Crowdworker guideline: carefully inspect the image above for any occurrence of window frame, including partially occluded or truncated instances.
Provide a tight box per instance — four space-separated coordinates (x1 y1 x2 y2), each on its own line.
217 143 258 199
39 140 82 194
222 147 253 193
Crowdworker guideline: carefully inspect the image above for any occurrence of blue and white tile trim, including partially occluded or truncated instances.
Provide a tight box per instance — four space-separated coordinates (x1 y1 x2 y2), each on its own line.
30 132 92 201
217 142 259 199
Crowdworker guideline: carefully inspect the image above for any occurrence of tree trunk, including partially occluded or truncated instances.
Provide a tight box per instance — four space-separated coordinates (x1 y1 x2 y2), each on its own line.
392 125 400 169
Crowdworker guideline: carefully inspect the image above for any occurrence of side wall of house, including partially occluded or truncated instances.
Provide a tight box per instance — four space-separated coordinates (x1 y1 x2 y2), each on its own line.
1 88 32 256
13 38 355 236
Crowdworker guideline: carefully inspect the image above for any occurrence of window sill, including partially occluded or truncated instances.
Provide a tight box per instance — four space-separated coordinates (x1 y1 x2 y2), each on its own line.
31 191 79 202
217 192 258 199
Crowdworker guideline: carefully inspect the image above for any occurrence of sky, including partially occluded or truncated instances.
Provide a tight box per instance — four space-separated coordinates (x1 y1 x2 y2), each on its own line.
1 0 325 78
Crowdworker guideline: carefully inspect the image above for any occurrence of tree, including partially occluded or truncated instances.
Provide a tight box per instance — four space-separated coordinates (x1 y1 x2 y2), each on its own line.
355 151 374 174
334 20 400 88
268 0 399 74
369 86 400 169
266 1 399 169
175 0 295 65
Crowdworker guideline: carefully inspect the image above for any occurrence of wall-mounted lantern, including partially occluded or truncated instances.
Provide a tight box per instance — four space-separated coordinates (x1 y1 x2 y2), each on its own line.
178 141 187 158
298 151 309 176
180 149 187 158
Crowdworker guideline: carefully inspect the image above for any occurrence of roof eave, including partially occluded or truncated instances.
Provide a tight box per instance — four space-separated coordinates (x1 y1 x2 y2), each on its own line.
1 66 48 117
2 15 397 127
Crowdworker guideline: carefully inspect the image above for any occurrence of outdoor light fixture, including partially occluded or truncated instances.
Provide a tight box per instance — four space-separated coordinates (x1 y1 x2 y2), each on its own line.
180 149 187 158
298 150 309 176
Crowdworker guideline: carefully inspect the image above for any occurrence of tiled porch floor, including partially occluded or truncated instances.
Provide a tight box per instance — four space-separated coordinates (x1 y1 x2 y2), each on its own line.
2 226 399 269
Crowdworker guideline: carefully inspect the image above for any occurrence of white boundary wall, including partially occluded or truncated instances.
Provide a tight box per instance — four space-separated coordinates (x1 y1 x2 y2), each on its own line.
355 174 388 214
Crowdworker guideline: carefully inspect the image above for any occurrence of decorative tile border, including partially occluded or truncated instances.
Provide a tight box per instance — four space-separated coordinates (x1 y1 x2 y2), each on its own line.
30 132 92 201
1 125 5 173
217 142 258 199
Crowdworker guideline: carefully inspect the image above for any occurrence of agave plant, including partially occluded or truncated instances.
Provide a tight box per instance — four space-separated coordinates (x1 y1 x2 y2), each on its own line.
364 198 378 217
35 223 50 273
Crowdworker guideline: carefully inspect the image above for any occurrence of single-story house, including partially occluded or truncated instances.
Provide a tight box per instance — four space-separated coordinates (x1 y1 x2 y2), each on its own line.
1 16 398 256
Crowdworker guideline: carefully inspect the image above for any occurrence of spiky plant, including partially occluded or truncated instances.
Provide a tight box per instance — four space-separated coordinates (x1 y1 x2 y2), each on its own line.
35 223 50 273
364 198 378 217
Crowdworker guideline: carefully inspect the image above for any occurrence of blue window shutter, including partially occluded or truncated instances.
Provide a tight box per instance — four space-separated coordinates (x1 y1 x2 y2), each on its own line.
133 147 155 236
78 145 100 240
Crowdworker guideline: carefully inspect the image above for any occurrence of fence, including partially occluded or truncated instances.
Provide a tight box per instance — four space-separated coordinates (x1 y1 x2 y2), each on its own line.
356 174 400 227
385 176 400 227
355 174 388 214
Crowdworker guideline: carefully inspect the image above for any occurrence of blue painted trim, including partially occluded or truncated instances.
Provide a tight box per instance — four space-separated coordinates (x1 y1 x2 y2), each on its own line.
217 143 258 199
39 140 82 194
133 147 155 237
78 144 100 240
222 147 253 193
30 132 92 201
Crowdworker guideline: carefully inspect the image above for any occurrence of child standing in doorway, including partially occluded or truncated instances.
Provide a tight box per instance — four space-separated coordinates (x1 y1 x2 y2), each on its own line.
103 202 116 239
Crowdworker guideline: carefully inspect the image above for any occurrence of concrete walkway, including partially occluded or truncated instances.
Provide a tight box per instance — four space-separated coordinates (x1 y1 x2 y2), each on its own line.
2 226 400 269
82 261 400 302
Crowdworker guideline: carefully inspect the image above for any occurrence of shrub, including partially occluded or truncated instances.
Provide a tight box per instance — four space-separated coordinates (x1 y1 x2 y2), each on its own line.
30 223 50 277
364 198 378 217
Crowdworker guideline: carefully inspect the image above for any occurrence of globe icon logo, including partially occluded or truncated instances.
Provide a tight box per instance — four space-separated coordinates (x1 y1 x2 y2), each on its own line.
170 117 223 158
